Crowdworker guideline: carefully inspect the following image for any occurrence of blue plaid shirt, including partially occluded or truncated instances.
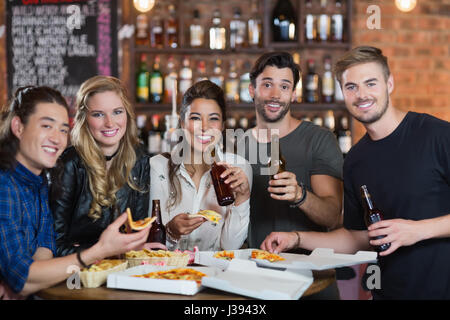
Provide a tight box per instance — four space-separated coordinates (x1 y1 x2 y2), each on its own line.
0 162 56 293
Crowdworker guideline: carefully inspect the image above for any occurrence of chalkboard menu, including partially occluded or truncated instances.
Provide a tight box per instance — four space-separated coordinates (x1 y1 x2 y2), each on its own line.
6 0 118 108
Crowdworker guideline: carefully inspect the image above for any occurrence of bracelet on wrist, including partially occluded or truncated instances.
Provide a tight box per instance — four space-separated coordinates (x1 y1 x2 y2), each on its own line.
165 224 179 244
76 248 90 269
292 231 301 249
289 181 307 208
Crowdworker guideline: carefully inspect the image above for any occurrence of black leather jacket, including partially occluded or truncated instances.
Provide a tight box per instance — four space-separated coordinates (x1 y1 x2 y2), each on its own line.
50 145 150 257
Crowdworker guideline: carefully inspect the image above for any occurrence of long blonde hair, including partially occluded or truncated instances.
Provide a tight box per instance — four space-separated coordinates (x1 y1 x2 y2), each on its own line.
71 76 140 221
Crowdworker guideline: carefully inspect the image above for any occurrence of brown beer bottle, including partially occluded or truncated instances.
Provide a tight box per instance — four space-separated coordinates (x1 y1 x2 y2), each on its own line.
148 199 166 244
360 185 391 252
269 136 286 195
210 148 235 206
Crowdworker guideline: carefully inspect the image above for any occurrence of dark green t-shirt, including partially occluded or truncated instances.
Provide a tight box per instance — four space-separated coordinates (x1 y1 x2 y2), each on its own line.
242 121 343 249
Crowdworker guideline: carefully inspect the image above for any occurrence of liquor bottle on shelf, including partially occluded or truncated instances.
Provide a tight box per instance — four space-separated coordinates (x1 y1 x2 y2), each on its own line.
135 14 149 46
136 54 149 103
179 56 193 98
150 55 163 103
210 58 224 88
322 56 334 103
164 55 177 104
239 61 252 103
166 4 178 48
305 59 319 103
148 199 166 244
305 0 316 43
312 114 324 127
225 60 239 102
331 0 344 42
190 9 204 48
272 0 297 42
238 116 249 131
195 60 208 83
136 115 148 148
148 114 162 155
337 115 352 157
334 76 344 102
292 53 303 103
323 110 336 133
360 185 391 253
248 0 262 47
161 114 180 153
150 6 164 48
209 9 226 50
229 7 246 50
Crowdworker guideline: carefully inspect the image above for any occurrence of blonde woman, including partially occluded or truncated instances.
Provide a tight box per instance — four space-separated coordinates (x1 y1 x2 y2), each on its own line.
50 76 164 256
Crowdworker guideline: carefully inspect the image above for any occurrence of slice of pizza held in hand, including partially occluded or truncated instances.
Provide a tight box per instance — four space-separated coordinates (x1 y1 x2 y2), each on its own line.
127 208 156 231
190 210 222 225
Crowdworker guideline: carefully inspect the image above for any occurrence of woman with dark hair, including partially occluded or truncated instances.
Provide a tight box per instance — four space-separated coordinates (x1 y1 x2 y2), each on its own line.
50 76 164 257
150 80 252 251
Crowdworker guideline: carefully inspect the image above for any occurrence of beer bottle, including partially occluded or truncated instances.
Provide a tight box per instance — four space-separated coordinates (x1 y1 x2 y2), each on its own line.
210 148 235 206
360 185 391 252
269 135 286 195
148 199 166 244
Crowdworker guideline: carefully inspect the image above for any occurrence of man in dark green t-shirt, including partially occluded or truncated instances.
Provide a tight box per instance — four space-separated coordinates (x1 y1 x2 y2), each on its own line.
240 51 344 256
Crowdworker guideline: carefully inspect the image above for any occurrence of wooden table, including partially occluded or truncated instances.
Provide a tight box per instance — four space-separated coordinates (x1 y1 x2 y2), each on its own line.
36 269 336 300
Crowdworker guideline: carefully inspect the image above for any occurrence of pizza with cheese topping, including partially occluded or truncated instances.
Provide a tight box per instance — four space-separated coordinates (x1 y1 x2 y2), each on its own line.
213 250 235 261
191 210 222 224
133 268 207 285
251 249 285 262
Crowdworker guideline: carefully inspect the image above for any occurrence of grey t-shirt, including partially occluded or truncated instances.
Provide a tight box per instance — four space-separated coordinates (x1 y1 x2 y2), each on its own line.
242 121 344 249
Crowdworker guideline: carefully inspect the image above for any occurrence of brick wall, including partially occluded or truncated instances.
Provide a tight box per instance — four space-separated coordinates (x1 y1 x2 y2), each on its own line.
350 0 450 142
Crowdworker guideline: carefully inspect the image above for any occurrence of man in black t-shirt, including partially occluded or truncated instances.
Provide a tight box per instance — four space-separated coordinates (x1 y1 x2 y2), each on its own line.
260 46 450 299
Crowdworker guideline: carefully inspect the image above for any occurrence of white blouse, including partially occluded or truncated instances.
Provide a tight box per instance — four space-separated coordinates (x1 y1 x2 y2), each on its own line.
149 153 252 251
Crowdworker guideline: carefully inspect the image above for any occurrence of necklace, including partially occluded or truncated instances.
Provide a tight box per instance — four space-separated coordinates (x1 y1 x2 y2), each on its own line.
105 149 119 161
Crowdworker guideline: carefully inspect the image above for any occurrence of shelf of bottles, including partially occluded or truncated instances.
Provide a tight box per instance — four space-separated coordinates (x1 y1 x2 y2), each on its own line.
130 0 353 156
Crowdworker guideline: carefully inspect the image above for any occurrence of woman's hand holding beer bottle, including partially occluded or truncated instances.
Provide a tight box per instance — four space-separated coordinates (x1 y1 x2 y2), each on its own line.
218 162 251 207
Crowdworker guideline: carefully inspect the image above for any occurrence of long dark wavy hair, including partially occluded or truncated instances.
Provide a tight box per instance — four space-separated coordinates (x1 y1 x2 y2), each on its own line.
163 80 226 209
0 86 69 171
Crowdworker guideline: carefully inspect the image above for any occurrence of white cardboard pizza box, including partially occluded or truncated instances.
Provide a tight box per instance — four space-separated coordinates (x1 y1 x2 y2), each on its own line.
201 259 314 300
251 248 378 270
196 248 377 271
106 265 219 295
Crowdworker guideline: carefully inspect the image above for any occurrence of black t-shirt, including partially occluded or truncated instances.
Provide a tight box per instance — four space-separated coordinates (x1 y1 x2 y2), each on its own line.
242 121 343 249
344 112 450 299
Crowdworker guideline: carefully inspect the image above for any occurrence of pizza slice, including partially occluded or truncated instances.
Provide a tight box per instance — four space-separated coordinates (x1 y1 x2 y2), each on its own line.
191 210 222 224
127 208 156 231
133 268 207 285
251 249 285 262
213 250 235 261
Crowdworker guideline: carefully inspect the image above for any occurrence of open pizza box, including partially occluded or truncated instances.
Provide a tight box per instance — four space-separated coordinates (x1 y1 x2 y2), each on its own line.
201 259 314 300
106 265 220 295
196 248 377 271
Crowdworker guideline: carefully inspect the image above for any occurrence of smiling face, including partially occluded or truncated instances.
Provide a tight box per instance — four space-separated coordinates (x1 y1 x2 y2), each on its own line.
13 102 69 175
181 98 224 155
86 90 128 155
341 62 394 125
249 66 296 123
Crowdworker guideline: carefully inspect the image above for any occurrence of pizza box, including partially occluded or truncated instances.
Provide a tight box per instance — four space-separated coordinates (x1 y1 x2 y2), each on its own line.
251 248 378 271
201 259 314 300
106 265 219 295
